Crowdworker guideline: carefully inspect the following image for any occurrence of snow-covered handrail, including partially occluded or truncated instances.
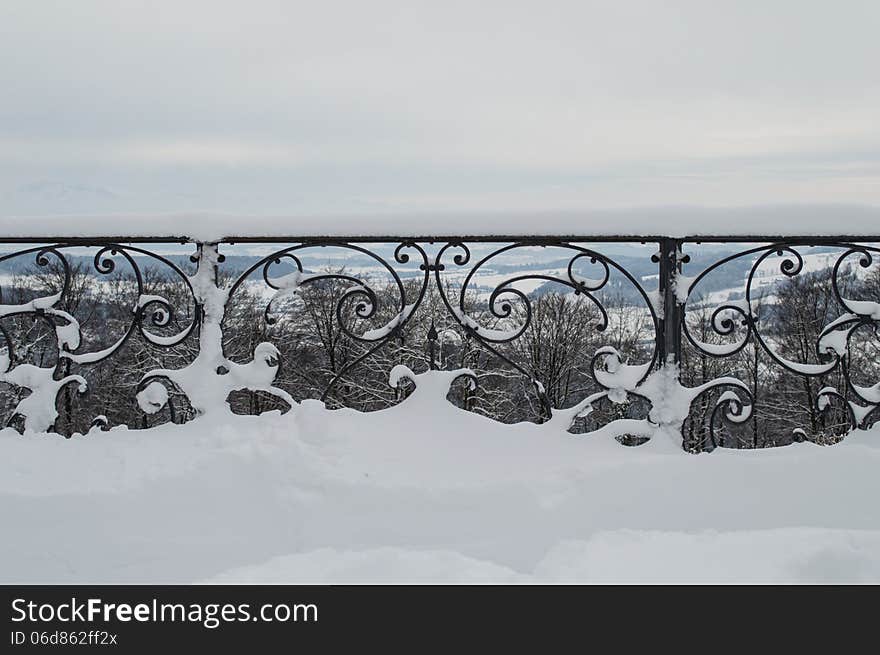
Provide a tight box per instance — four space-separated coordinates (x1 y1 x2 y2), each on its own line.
0 233 877 451
2 206 880 241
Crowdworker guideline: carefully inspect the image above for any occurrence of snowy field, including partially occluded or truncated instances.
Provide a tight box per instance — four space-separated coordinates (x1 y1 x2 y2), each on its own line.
2 369 879 584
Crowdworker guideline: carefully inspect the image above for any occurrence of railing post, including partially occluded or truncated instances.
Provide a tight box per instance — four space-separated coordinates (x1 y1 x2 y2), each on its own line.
184 241 229 416
652 237 692 448
658 237 684 366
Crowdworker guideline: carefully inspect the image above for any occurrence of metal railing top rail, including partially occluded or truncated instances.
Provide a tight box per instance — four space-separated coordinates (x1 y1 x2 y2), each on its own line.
3 205 879 243
1 234 879 245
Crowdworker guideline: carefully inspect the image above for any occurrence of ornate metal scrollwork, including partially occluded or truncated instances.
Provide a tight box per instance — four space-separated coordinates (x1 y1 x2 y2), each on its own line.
433 241 660 423
681 241 880 444
0 242 199 432
0 234 876 450
72 244 200 363
226 240 430 403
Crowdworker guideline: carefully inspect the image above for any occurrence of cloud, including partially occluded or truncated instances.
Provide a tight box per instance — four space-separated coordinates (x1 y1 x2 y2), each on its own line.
1 0 879 214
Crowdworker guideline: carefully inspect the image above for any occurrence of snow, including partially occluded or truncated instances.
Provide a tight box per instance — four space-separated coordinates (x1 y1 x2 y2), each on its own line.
853 382 880 405
0 363 86 433
818 320 852 357
591 346 652 397
0 289 91 430
0 291 62 316
451 305 522 342
136 381 169 415
767 352 838 376
570 271 608 291
841 298 880 320
2 205 879 240
3 219 879 583
0 236 877 583
207 548 524 584
3 367 880 583
530 529 880 584
64 335 126 365
470 273 548 298
202 529 880 583
264 269 319 313
687 250 878 317
0 292 81 355
361 303 416 340
646 288 663 317
137 245 294 416
136 293 170 309
673 273 695 304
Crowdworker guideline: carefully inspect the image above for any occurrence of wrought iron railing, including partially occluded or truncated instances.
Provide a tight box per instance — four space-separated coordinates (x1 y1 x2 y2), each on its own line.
0 234 877 451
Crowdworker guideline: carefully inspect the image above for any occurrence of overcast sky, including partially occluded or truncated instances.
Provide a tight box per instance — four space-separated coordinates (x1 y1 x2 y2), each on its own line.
1 0 879 216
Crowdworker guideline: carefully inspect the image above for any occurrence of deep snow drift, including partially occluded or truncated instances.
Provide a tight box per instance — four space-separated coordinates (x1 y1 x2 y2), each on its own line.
2 370 880 584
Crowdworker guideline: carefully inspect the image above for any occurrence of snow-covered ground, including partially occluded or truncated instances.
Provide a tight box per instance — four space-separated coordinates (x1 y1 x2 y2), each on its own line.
2 369 879 584
684 250 880 313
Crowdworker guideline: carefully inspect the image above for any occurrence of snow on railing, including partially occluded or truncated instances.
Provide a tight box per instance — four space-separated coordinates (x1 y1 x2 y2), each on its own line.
0 232 878 451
